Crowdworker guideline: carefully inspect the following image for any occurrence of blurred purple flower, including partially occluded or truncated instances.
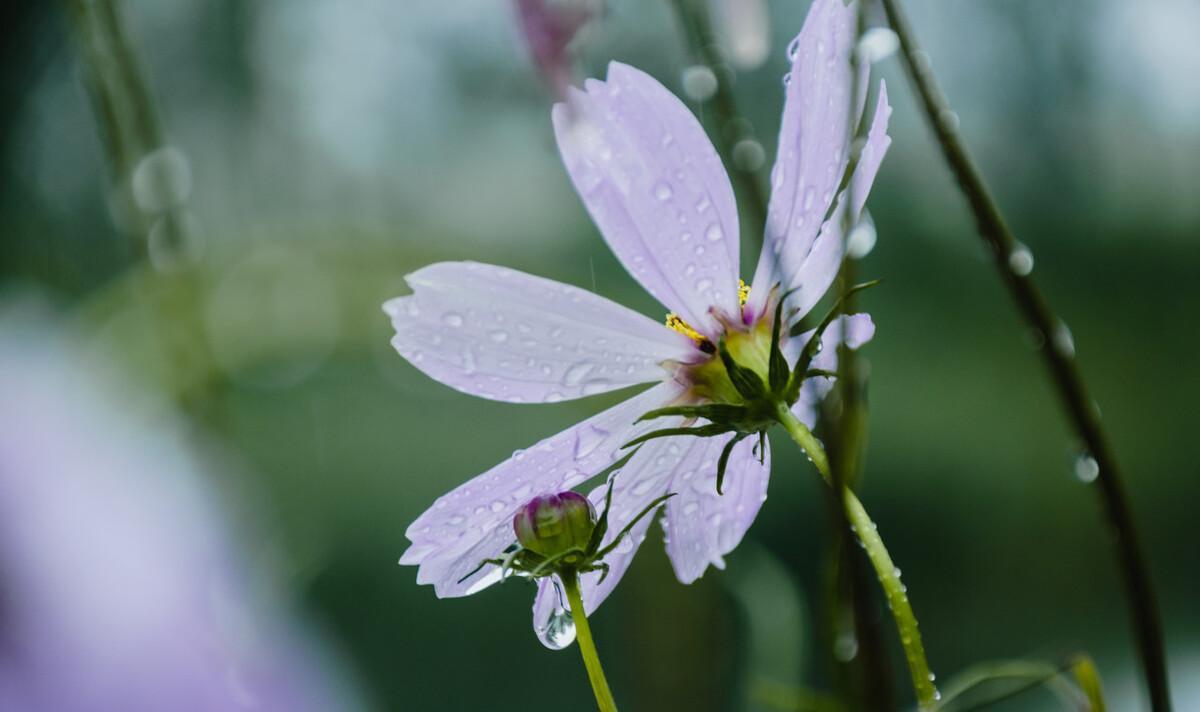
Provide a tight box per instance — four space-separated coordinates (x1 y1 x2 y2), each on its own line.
0 314 355 712
513 0 595 97
386 0 891 648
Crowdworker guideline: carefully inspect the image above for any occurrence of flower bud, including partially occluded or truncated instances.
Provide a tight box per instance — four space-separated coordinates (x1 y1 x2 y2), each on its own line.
513 492 596 558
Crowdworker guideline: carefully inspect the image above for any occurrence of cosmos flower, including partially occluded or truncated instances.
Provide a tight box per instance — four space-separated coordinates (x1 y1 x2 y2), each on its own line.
0 311 355 712
387 0 891 648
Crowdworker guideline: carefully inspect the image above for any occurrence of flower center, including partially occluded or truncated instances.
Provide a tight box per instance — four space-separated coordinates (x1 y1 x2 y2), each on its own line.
664 280 751 353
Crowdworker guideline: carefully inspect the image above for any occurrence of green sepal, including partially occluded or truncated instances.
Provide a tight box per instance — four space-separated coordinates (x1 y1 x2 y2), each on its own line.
621 423 732 450
718 338 766 400
785 279 881 403
636 403 749 425
584 449 639 555
594 492 675 560
715 434 749 495
767 287 792 394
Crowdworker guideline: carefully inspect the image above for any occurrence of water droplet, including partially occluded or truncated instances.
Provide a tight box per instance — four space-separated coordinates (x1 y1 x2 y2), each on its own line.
563 361 594 386
490 500 506 513
695 278 713 292
705 223 724 242
681 65 718 101
834 632 858 662
131 146 193 212
892 566 902 579
488 330 509 343
538 605 577 649
802 186 816 210
574 424 610 459
1052 321 1076 358
442 312 465 327
654 182 673 201
847 213 877 258
786 36 802 61
927 672 937 683
581 378 611 396
732 139 765 171
856 28 900 64
682 501 699 515
461 347 477 374
1008 242 1034 276
1074 453 1099 483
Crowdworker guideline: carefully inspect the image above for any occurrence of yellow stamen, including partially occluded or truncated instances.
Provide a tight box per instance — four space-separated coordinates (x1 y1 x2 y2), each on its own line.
665 281 751 345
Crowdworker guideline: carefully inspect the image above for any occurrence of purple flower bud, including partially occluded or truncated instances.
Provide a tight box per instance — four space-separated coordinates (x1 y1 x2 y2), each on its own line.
513 491 596 558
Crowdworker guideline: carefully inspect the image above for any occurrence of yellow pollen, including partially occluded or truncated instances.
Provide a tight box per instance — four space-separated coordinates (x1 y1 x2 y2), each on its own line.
665 281 751 344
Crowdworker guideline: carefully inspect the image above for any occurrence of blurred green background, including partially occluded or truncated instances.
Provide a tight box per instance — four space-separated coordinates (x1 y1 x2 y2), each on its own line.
2 0 1198 709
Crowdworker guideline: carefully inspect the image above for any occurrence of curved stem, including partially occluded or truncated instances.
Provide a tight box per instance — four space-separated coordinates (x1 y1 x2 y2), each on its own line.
879 2 1170 710
561 570 619 712
777 406 939 709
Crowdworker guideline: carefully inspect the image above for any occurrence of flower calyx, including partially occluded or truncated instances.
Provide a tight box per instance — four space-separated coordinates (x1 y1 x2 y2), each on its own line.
627 280 881 495
458 461 674 587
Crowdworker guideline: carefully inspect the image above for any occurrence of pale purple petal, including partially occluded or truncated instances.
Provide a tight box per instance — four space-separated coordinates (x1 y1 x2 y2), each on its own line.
771 87 893 321
402 380 685 597
787 313 876 426
384 261 693 403
749 0 893 323
553 62 741 337
663 434 771 584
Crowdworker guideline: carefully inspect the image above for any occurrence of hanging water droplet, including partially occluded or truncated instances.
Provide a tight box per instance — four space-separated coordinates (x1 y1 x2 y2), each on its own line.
681 65 718 101
781 72 792 87
927 672 937 683
538 605 577 649
442 312 465 327
1074 453 1099 483
1052 321 1076 358
833 632 859 662
856 28 900 64
847 212 877 258
1008 242 1034 276
732 139 765 171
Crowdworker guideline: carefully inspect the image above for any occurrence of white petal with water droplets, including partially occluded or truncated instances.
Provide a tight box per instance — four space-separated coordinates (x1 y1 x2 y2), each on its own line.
384 262 694 403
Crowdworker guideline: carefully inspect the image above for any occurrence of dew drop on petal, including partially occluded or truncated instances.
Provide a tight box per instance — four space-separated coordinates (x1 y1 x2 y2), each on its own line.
654 182 673 201
573 424 610 459
442 312 464 327
563 361 594 386
705 223 724 242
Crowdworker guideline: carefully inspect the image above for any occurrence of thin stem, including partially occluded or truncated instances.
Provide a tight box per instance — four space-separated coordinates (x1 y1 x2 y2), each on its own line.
561 570 619 712
666 0 769 245
879 2 1170 709
777 406 939 709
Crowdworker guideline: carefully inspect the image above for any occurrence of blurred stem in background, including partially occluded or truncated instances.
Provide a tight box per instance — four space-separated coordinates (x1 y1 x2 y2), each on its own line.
64 0 199 271
666 0 768 250
820 1 893 708
561 570 620 712
65 0 214 415
879 1 1171 709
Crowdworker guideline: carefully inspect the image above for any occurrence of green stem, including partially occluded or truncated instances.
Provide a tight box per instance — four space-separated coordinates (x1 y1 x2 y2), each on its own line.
777 406 939 709
879 2 1170 710
561 570 619 712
